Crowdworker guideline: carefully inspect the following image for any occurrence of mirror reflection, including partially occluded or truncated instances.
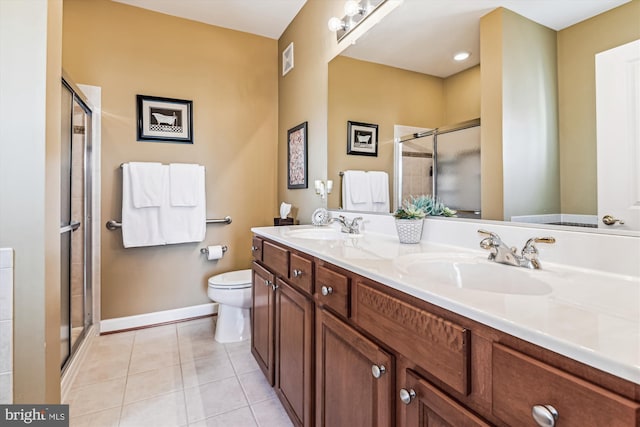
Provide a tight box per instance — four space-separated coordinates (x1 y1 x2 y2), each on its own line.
327 0 639 234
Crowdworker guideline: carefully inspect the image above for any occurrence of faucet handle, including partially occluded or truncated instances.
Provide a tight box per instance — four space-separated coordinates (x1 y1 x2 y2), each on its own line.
523 236 556 252
477 229 503 244
521 237 555 269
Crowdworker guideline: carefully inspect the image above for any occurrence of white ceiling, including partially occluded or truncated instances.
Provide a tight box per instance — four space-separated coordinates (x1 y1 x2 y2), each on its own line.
112 0 308 39
112 0 631 76
342 0 632 77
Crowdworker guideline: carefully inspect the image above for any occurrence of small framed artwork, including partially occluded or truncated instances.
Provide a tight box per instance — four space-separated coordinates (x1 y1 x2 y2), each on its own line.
347 121 378 156
137 95 193 143
282 42 294 76
287 121 308 189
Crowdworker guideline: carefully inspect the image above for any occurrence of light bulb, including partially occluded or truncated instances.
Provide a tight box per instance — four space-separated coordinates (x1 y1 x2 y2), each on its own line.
327 17 346 32
344 0 363 17
453 51 470 61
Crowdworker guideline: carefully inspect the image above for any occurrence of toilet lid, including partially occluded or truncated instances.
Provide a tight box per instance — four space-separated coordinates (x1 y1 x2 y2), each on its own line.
208 269 252 289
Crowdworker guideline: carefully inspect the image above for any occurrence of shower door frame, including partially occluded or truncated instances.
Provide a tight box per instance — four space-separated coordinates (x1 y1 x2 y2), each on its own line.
61 74 93 373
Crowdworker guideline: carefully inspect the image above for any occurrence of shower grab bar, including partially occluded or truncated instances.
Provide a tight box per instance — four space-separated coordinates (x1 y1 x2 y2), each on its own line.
106 216 232 231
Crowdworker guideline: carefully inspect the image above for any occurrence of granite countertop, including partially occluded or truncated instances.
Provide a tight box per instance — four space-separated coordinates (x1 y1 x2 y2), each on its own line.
252 225 640 385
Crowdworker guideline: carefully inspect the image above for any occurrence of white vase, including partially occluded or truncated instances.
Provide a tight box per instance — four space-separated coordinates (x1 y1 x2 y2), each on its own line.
394 218 424 244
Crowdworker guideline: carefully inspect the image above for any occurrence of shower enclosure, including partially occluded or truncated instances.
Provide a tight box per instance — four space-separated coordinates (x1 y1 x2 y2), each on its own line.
394 119 481 218
60 75 93 371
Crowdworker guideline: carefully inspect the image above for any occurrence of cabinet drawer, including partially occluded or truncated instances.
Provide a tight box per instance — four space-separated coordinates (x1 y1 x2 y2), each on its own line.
289 253 313 295
315 264 350 318
251 236 263 261
492 344 640 427
353 281 470 395
262 240 289 278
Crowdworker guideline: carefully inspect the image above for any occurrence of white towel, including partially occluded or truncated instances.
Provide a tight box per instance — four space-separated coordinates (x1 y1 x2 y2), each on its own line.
169 163 201 206
342 170 372 211
161 165 206 244
128 162 164 208
121 164 165 248
369 171 390 213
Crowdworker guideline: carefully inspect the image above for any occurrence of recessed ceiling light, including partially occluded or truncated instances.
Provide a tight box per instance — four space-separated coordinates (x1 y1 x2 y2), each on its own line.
454 51 470 61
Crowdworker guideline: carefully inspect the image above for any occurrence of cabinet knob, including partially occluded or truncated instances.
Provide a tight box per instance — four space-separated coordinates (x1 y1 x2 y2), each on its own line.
251 245 259 251
532 404 558 427
293 269 303 278
399 388 416 405
321 285 333 296
264 279 272 287
371 364 386 378
271 283 279 291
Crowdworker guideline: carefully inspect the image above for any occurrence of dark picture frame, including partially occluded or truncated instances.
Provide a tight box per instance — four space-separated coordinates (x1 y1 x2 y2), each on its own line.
347 121 378 156
137 95 193 143
287 122 308 189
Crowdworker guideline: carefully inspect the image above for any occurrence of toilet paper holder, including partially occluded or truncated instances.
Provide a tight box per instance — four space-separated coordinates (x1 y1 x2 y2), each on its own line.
200 245 228 256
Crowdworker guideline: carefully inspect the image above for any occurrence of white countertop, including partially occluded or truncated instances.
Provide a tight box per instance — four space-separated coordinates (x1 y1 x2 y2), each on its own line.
252 224 640 385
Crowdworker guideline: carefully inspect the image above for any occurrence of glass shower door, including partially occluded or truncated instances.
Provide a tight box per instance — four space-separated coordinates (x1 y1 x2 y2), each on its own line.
60 79 92 370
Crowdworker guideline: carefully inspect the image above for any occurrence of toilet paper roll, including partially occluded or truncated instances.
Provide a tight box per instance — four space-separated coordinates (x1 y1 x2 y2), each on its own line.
206 245 224 261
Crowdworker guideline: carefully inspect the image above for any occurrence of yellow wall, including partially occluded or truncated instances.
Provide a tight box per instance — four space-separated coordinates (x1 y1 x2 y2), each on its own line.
63 0 278 319
277 0 343 223
558 0 640 215
327 56 445 209
481 8 559 221
443 65 481 125
480 9 504 220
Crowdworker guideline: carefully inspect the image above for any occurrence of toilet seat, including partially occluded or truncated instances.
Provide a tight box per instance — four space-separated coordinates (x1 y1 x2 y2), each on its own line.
208 269 252 290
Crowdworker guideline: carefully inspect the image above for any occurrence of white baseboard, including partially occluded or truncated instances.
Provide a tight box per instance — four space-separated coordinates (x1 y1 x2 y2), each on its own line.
100 303 218 333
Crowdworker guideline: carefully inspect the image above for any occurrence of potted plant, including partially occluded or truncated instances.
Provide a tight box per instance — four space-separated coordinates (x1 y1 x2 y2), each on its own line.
393 195 456 244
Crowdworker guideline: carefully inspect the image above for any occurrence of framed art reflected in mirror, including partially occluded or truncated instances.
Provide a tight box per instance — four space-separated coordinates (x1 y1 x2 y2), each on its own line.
347 121 378 156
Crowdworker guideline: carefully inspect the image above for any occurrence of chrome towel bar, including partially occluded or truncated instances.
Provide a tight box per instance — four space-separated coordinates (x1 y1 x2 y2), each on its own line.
106 216 232 231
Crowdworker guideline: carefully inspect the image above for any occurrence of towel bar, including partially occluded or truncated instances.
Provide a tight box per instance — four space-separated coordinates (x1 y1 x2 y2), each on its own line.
106 216 232 231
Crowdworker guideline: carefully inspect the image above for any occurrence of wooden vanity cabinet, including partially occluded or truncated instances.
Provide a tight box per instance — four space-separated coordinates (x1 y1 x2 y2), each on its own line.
492 344 640 427
251 262 275 385
251 237 315 426
315 308 394 427
275 278 314 427
251 236 640 427
399 369 490 427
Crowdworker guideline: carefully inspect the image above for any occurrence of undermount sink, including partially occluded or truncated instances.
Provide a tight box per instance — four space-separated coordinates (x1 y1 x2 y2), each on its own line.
392 252 552 295
284 227 361 240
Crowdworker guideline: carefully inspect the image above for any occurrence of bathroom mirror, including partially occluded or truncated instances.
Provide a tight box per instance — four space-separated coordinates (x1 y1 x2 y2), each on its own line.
326 0 639 234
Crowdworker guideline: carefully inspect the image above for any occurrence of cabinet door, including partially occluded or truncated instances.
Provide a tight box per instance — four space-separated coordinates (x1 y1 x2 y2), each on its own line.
316 309 393 427
400 370 490 427
275 279 314 427
251 262 275 385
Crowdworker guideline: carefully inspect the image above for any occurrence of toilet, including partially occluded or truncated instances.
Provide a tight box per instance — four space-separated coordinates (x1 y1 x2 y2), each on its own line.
207 269 252 343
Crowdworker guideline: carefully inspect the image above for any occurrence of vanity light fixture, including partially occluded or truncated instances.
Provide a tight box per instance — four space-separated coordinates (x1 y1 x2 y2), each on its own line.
454 51 471 61
328 0 387 42
314 179 333 199
344 0 367 17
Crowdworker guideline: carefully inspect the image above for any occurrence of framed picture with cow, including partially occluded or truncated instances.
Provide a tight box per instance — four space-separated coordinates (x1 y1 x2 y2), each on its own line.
136 95 193 143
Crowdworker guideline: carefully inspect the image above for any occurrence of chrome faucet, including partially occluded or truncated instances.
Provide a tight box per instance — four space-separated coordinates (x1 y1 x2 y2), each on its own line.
478 229 555 269
331 215 363 234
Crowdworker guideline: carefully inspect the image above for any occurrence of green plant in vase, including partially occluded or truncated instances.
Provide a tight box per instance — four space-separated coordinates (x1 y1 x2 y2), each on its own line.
410 195 457 217
392 195 456 244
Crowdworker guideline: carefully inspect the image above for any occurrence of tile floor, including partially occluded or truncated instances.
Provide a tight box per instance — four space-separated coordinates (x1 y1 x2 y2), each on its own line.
65 317 293 427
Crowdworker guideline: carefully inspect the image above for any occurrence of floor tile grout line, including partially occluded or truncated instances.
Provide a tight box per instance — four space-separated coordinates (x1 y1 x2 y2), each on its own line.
117 327 140 426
